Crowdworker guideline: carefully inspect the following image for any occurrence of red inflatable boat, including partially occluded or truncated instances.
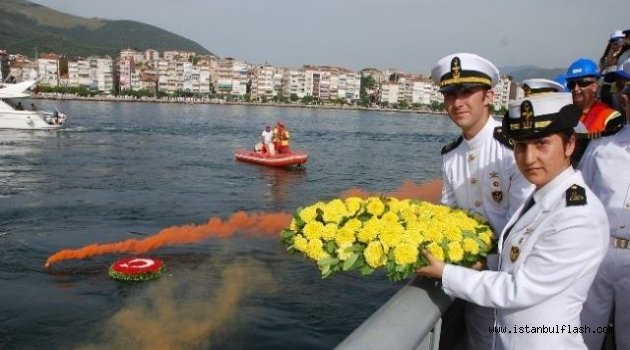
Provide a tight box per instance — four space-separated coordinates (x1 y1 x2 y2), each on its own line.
234 149 308 167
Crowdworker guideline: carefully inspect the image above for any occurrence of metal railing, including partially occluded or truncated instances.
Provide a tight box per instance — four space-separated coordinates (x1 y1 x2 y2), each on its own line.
335 276 458 350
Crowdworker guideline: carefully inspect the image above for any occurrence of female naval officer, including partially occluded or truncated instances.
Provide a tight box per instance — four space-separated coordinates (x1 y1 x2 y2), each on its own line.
417 92 609 350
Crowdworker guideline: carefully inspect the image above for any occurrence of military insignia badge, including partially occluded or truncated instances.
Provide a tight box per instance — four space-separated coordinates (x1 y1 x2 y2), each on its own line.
492 191 503 203
510 246 520 262
450 57 461 79
566 184 587 206
520 100 534 129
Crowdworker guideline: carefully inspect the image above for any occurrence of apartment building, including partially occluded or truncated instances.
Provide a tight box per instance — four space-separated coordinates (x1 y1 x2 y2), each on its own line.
282 69 307 99
251 65 275 99
493 75 512 111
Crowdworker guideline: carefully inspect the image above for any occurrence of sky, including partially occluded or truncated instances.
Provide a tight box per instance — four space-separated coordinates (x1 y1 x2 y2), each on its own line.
28 0 630 74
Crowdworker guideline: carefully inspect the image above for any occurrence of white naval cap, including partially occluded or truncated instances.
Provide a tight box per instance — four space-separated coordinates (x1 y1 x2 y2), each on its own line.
431 53 500 92
610 30 625 41
521 78 565 96
503 92 580 140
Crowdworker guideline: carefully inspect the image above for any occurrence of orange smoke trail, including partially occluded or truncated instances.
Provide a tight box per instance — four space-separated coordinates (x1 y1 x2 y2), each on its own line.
340 179 443 203
45 211 291 268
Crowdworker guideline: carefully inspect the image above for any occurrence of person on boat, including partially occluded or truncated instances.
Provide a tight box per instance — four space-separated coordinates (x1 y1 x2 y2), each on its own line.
261 125 275 156
30 103 37 111
418 92 609 350
430 52 533 350
273 121 291 154
15 101 24 110
579 56 630 350
521 78 565 96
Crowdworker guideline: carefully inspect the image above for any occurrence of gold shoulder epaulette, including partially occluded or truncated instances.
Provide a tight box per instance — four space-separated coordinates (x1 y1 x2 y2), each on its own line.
566 184 587 206
493 127 515 149
441 136 463 155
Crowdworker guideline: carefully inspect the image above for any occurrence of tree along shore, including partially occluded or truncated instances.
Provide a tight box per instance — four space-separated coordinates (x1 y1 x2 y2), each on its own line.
33 92 451 116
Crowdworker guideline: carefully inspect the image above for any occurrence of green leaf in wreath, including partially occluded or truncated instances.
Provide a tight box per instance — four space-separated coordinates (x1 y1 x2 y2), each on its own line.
318 256 339 267
342 253 359 271
360 265 375 275
325 241 337 255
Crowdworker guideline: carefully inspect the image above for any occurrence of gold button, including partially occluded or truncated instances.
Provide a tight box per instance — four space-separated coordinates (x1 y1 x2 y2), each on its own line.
468 154 476 161
474 200 481 207
626 203 630 208
471 177 478 184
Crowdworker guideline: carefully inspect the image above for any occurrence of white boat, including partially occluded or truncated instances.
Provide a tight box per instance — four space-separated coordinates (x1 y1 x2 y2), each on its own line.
0 80 67 130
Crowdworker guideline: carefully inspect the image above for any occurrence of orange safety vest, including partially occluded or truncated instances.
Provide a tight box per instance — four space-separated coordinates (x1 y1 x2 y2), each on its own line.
580 100 622 133
273 128 290 146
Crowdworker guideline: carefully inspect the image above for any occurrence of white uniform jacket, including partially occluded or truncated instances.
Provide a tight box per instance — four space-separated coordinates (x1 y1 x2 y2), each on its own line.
441 167 609 350
579 125 630 239
441 117 533 235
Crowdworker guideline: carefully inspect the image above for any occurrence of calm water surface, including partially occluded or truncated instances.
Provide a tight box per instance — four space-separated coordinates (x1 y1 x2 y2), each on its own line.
0 100 458 350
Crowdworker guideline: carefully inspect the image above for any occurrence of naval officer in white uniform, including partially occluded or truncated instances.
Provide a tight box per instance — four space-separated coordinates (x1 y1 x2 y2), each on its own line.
432 53 533 350
579 58 630 350
418 92 609 350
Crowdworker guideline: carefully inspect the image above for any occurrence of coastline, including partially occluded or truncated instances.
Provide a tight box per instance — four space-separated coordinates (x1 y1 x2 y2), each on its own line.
32 93 448 116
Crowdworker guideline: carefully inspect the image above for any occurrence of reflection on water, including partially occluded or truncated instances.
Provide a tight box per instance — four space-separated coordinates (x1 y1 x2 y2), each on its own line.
256 165 307 206
0 100 458 350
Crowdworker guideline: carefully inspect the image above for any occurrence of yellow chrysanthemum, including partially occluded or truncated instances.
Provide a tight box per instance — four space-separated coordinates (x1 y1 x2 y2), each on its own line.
305 239 329 261
423 224 444 243
335 227 356 247
479 231 492 246
401 228 425 247
299 206 318 223
293 234 308 252
393 242 418 265
382 211 399 223
364 241 386 268
462 237 480 254
289 218 298 231
321 223 337 241
344 197 363 215
366 197 385 217
443 222 463 242
356 218 381 243
322 199 348 223
303 221 324 240
379 222 405 251
426 242 444 262
343 218 363 233
447 242 464 263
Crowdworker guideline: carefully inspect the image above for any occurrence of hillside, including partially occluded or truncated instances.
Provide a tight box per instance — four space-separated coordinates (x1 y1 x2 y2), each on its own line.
0 0 214 58
500 65 566 83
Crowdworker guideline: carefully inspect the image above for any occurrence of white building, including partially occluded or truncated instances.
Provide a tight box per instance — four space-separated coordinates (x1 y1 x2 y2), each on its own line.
37 58 59 87
283 69 307 99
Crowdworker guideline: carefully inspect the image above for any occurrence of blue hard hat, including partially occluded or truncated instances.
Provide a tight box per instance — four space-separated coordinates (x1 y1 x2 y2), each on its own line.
553 74 569 92
565 58 600 80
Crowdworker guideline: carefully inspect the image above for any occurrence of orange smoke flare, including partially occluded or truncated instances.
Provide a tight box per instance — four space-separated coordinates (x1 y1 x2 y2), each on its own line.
45 211 291 268
341 179 442 203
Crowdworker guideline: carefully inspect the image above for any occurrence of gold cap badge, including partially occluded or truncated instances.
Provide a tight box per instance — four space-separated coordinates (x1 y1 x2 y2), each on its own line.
450 57 461 79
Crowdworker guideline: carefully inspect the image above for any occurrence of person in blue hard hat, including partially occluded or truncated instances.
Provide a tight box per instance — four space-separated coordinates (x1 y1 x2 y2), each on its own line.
429 52 533 350
419 92 609 350
565 57 624 164
579 55 630 350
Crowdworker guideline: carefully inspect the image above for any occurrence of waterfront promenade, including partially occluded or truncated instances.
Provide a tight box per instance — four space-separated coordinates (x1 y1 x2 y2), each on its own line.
33 92 448 116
